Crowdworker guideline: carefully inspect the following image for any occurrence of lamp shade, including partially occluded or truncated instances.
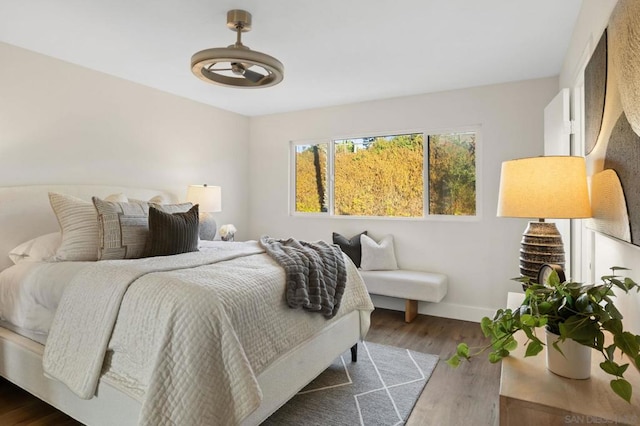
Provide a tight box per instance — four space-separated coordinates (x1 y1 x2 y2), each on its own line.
186 185 222 213
497 156 591 219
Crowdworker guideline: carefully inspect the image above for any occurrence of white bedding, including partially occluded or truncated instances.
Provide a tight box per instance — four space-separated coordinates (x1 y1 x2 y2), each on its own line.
0 240 237 338
0 260 90 337
33 241 373 425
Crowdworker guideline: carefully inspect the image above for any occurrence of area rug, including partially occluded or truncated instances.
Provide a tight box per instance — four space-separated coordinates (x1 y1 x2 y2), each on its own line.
262 341 439 426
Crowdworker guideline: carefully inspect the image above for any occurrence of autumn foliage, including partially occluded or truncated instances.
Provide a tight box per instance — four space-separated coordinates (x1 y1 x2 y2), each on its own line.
428 133 476 215
295 132 475 216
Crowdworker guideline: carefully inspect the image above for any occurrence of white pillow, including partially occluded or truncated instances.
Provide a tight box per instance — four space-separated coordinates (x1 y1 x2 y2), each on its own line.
107 193 128 203
9 232 61 264
149 194 169 204
48 192 128 261
360 234 398 271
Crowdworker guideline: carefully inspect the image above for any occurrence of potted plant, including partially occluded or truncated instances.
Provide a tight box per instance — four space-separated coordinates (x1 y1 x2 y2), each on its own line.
447 267 640 402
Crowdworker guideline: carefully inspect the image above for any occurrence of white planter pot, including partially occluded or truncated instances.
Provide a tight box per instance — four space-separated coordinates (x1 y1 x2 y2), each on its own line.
544 328 591 379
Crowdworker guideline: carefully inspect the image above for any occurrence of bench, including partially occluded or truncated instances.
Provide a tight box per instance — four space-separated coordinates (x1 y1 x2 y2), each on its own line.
359 270 448 323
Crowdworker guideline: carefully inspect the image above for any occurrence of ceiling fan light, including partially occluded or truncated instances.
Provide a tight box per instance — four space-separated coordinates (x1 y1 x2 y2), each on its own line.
191 10 284 89
191 47 284 88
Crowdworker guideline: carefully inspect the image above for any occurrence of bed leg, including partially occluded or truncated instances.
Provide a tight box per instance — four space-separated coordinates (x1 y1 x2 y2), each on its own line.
350 343 358 362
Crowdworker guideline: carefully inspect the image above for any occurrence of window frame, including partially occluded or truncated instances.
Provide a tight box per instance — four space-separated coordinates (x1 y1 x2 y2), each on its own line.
289 125 482 221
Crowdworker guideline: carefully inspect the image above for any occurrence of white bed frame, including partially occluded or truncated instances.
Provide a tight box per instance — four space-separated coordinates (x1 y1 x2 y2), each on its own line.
0 185 363 425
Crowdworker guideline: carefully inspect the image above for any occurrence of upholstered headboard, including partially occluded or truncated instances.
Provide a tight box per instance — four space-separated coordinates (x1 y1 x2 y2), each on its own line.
0 185 177 271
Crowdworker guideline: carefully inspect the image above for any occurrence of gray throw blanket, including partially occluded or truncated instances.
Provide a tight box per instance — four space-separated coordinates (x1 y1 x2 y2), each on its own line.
259 236 347 318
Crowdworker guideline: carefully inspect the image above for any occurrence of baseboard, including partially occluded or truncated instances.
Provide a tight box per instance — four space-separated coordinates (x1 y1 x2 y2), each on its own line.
369 295 495 323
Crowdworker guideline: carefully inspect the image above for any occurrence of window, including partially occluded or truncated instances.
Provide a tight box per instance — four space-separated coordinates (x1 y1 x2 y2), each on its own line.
294 143 328 213
428 132 476 216
292 129 477 218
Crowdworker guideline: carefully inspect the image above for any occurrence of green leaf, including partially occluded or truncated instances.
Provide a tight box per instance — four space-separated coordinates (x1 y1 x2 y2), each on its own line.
446 355 461 368
610 266 630 272
614 332 640 359
525 340 544 357
537 301 552 315
619 363 629 376
564 294 574 308
496 349 510 360
602 319 623 335
599 360 628 377
611 379 632 403
595 331 605 351
522 325 536 341
493 309 504 321
559 316 599 345
480 317 492 337
610 278 628 292
547 270 560 286
600 360 619 376
489 352 504 363
606 344 616 361
456 343 470 358
552 340 565 357
575 293 590 312
520 314 535 327
504 337 518 352
624 277 638 291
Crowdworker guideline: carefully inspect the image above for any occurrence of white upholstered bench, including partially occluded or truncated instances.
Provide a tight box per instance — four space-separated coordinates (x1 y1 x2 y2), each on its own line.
358 270 448 323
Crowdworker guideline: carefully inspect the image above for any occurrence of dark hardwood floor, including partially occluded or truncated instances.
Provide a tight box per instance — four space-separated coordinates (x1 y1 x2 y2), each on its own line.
0 308 500 425
0 378 81 426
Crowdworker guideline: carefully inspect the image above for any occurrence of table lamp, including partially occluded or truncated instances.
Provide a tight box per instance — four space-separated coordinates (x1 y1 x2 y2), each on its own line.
497 156 591 283
186 184 222 240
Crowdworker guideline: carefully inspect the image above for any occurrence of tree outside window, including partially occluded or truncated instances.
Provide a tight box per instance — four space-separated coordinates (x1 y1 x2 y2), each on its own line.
292 130 477 218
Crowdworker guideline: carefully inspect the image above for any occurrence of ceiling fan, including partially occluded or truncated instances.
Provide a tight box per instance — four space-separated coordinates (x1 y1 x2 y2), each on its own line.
191 10 284 88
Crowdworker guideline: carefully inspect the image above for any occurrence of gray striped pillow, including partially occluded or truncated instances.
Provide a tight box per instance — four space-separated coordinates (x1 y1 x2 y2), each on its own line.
92 197 150 260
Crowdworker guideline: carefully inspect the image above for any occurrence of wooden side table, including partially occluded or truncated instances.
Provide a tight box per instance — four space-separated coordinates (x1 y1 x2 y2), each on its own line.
499 292 640 425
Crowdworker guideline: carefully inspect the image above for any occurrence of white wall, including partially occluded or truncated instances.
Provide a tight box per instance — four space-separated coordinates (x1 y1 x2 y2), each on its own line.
248 78 558 321
0 42 250 239
559 0 640 335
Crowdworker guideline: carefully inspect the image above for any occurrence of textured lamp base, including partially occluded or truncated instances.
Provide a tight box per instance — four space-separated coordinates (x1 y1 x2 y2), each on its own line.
519 221 565 284
199 213 217 240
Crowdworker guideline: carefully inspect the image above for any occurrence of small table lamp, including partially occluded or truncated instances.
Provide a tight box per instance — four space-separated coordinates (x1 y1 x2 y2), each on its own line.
186 184 222 240
497 156 591 283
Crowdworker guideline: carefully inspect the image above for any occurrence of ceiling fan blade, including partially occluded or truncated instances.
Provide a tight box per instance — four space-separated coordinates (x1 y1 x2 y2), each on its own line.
242 68 265 83
205 64 233 72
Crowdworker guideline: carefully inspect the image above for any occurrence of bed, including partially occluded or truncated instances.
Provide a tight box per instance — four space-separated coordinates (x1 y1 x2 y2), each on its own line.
0 184 374 425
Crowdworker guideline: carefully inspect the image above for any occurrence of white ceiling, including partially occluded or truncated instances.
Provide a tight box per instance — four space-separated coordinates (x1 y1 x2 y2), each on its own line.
0 0 583 117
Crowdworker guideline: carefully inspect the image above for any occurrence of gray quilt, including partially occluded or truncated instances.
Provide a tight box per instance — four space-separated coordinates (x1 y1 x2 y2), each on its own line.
259 236 347 318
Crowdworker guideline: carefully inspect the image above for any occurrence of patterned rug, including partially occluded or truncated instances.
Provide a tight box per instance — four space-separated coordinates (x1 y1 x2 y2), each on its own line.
262 341 439 426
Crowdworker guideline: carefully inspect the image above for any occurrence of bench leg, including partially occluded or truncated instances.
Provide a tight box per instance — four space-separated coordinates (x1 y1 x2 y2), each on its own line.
350 343 358 362
405 299 418 323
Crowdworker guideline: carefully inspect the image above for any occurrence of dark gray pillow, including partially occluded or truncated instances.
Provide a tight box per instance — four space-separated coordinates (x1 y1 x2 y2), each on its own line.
332 231 367 268
146 205 199 257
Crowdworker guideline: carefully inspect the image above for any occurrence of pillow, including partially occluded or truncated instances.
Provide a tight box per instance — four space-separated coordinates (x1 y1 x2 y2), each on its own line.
146 205 199 257
9 232 61 264
107 193 128 203
149 194 169 204
49 192 99 261
49 192 133 261
149 202 193 214
92 197 150 260
360 234 398 271
332 231 367 268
